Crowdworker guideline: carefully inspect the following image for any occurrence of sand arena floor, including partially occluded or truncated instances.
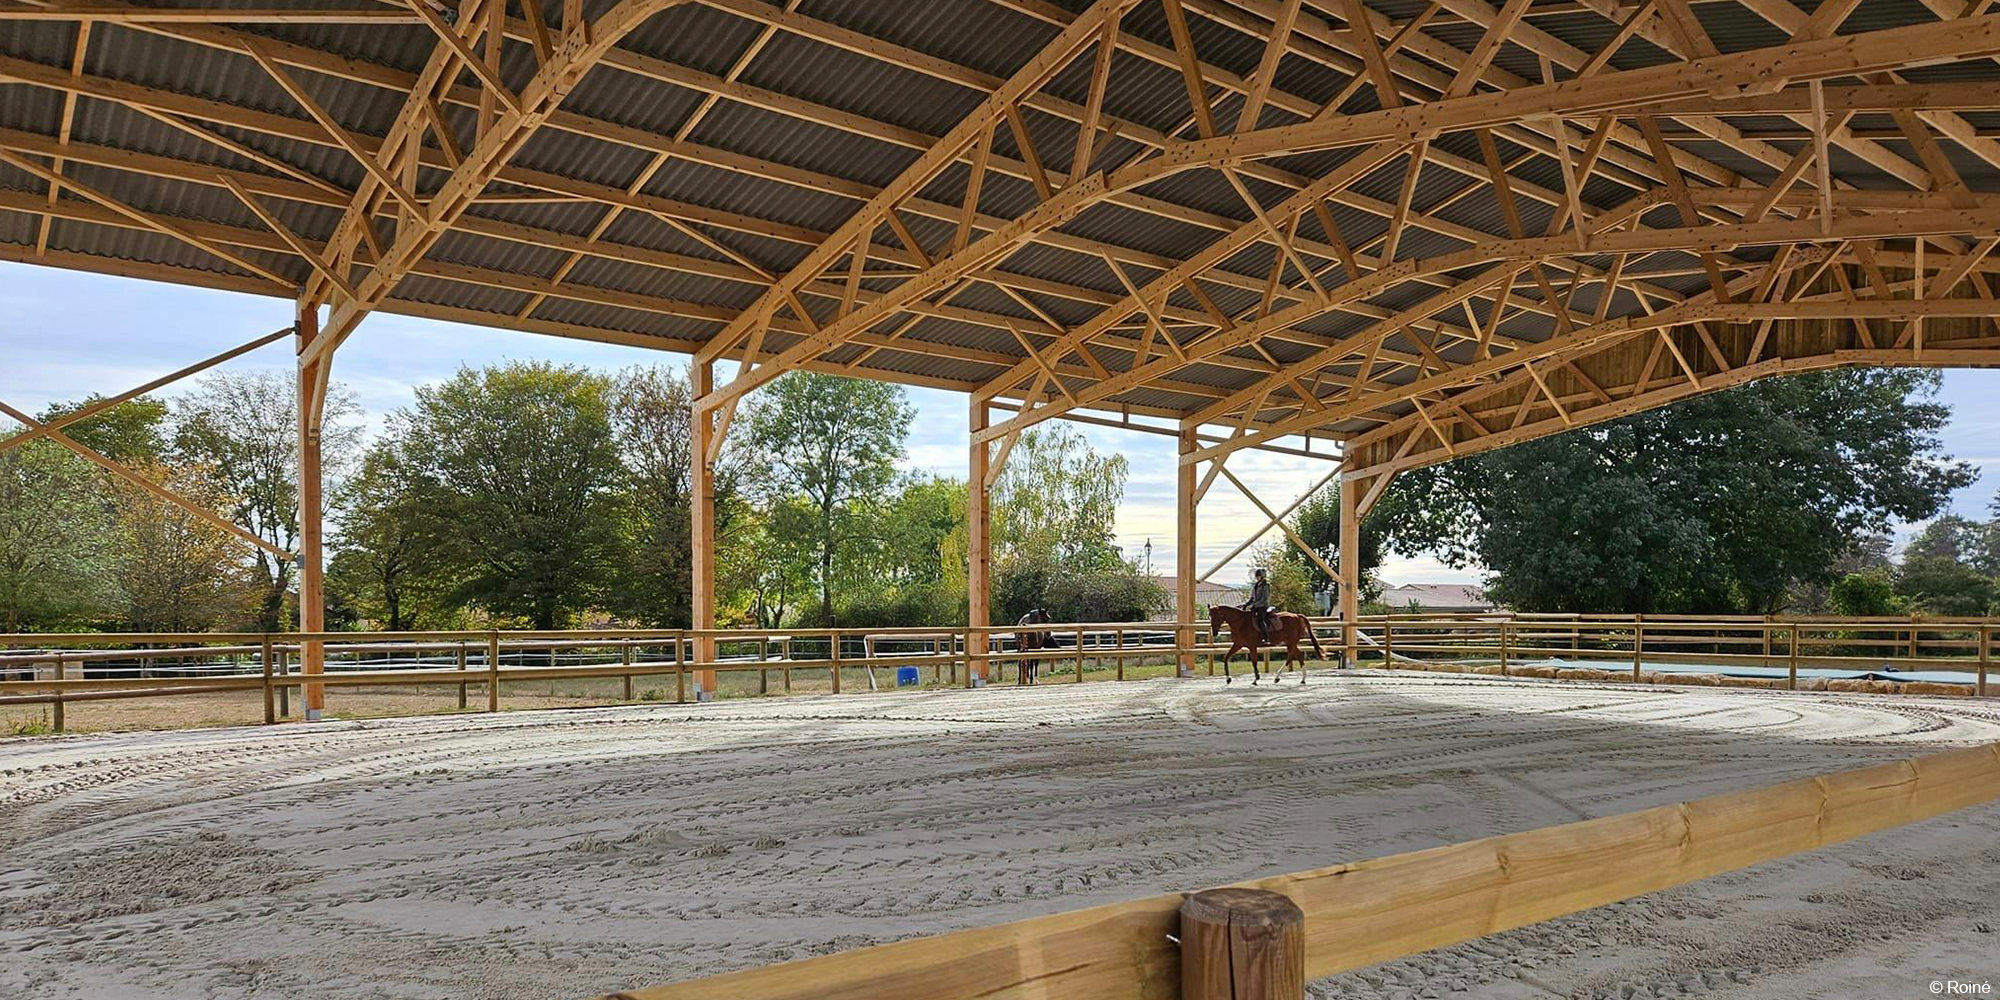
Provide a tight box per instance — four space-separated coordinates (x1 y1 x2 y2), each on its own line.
2 671 1998 1000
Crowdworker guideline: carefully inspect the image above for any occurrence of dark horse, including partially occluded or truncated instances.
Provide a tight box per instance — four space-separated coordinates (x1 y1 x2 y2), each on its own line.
1015 608 1052 685
1209 605 1322 685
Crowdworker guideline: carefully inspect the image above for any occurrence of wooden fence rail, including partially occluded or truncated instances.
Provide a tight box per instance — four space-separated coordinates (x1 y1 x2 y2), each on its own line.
1 614 1994 732
596 741 2000 1000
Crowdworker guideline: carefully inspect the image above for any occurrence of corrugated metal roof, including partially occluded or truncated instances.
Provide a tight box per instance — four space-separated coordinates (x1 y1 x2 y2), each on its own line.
2 0 1998 436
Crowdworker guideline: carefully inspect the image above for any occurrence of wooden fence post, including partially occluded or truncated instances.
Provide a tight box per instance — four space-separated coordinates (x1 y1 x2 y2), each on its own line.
51 652 64 733
1979 624 1990 698
486 632 501 712
262 636 276 725
1789 622 1801 691
1076 627 1085 683
456 641 468 710
1115 627 1125 681
1383 620 1393 667
621 641 634 701
1499 620 1509 675
831 633 843 694
676 635 687 704
1180 888 1304 1000
1631 618 1643 682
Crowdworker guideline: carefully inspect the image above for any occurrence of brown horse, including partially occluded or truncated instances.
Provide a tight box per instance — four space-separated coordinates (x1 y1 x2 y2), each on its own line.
1015 608 1051 685
1209 605 1323 685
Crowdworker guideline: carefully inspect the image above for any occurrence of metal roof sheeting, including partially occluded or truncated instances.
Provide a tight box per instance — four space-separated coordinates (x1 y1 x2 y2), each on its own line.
0 0 1997 425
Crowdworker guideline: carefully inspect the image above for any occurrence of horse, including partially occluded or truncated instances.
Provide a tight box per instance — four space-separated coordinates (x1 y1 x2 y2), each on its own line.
1015 608 1051 685
1208 604 1323 685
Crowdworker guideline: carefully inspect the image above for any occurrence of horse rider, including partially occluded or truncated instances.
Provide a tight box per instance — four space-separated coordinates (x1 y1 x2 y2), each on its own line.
1244 568 1272 643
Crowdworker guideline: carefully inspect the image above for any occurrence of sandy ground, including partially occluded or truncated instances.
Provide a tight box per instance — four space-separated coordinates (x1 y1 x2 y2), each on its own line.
1 671 1996 1000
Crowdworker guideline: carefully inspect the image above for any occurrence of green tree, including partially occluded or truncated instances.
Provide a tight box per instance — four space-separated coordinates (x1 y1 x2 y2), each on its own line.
392 363 624 630
988 427 1159 622
0 437 112 630
1256 545 1316 615
172 371 361 630
720 499 816 628
1374 370 1974 613
1895 555 1995 616
36 395 170 464
1906 515 1982 564
992 425 1124 566
105 462 255 632
328 441 429 630
604 366 699 627
739 372 911 626
1830 570 1902 616
1285 478 1387 604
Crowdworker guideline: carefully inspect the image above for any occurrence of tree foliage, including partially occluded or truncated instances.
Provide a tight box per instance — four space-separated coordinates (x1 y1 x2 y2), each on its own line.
104 462 255 632
1282 478 1386 603
172 372 361 630
739 372 911 626
388 363 624 630
1373 370 1975 613
988 426 1159 622
0 438 112 630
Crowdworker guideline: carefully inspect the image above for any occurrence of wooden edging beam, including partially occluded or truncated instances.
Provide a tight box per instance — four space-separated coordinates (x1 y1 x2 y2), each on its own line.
605 741 2000 1000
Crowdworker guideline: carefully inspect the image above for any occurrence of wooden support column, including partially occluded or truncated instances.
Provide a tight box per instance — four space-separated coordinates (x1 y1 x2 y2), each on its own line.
967 398 992 687
690 359 720 701
1177 426 1197 677
295 299 327 721
1338 473 1360 668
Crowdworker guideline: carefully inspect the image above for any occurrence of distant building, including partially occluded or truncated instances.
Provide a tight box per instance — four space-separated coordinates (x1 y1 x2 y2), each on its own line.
1378 583 1497 613
1147 576 1250 615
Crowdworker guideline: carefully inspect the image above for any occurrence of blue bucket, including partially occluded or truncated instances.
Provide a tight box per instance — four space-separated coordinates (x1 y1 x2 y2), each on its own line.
896 666 920 687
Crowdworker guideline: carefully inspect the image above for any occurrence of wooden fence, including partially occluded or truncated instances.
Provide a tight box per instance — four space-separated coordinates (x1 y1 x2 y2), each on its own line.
1359 613 1993 695
0 613 1992 732
595 741 2000 1000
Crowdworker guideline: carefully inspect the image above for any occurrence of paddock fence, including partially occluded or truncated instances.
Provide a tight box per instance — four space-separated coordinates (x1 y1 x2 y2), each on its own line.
0 613 1991 732
598 740 2000 1000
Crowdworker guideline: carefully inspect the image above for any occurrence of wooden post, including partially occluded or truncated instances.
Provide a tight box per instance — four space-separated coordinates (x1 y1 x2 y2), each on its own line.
297 302 328 722
1383 619 1393 667
676 635 687 704
51 652 64 733
1762 615 1773 660
968 399 992 687
1115 627 1125 681
1978 624 1989 698
783 637 793 692
1076 626 1086 682
1789 622 1801 691
262 635 275 724
486 632 500 712
690 360 720 702
1631 618 1643 682
759 636 769 694
831 632 843 694
1338 473 1359 668
456 641 468 709
622 641 634 701
1499 619 1510 674
1179 888 1304 1000
1177 426 1198 677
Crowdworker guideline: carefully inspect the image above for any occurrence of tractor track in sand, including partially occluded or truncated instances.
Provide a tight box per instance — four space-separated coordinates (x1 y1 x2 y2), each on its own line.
1 671 1996 999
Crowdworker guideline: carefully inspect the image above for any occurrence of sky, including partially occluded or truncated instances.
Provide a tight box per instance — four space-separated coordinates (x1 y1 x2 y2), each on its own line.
5 260 2000 587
